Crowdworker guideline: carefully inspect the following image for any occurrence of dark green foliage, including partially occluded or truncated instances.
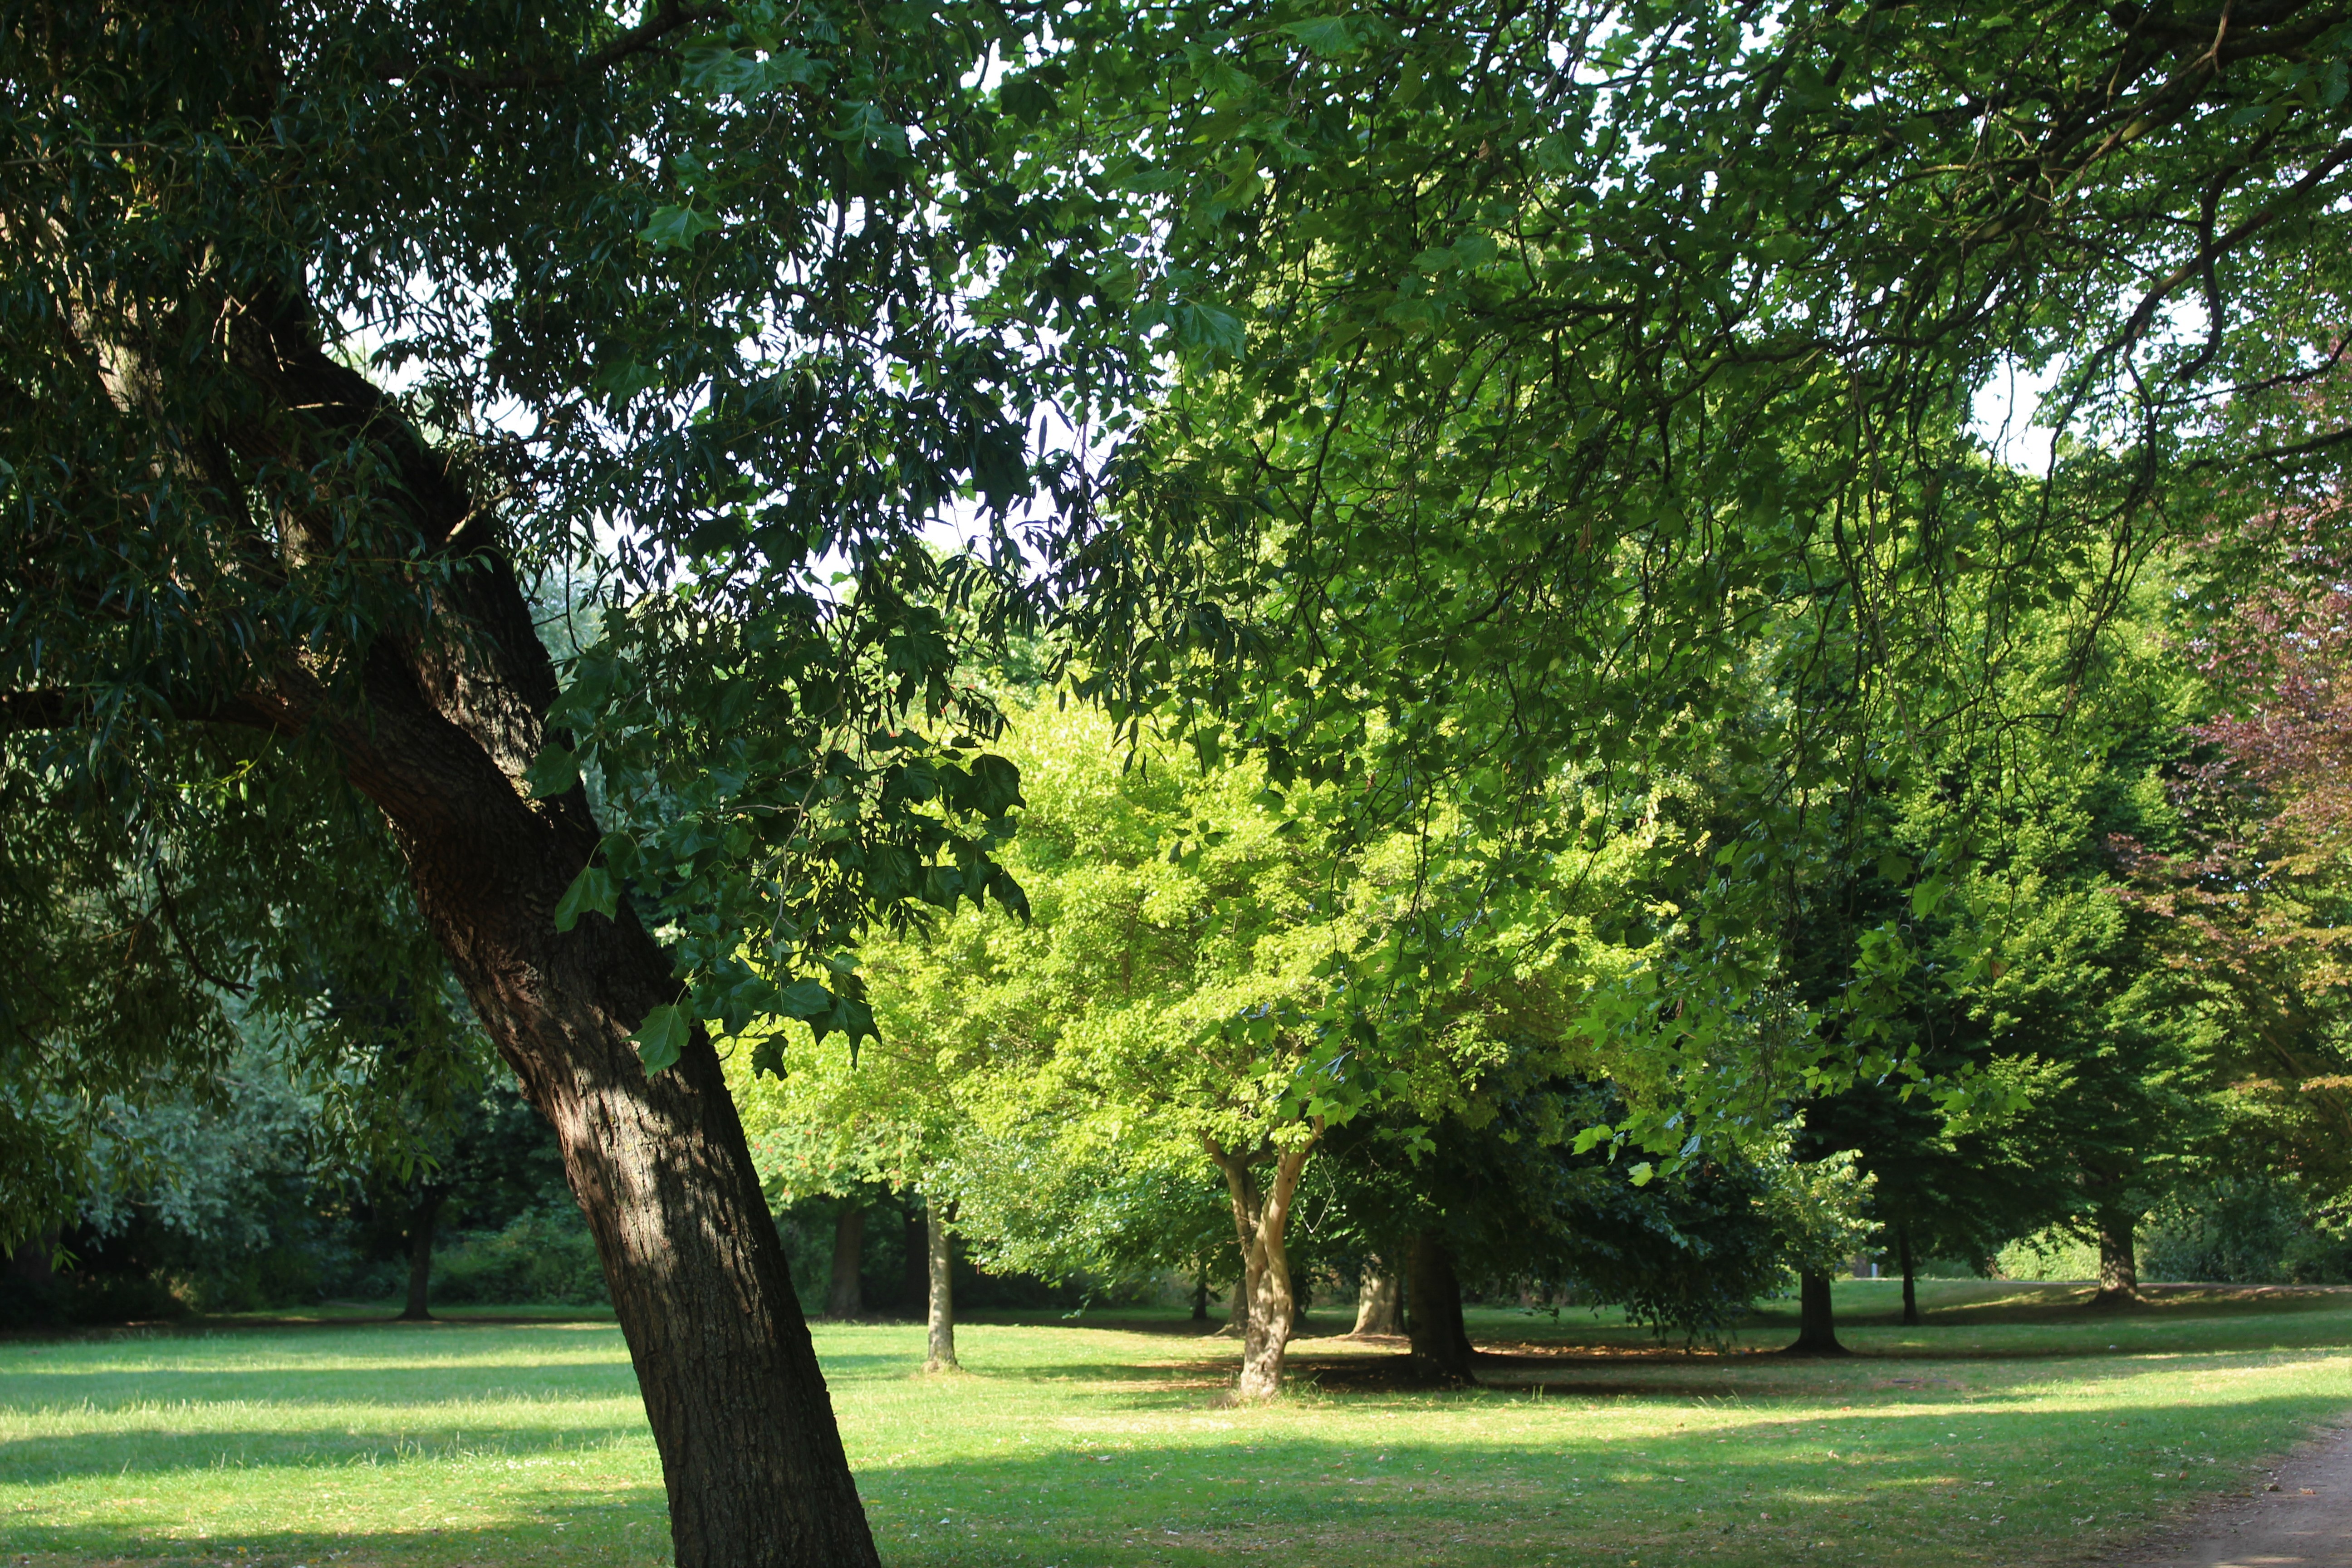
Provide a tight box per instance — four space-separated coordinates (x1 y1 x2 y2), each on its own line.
432 1208 611 1308
1325 1088 1786 1340
2142 1176 2352 1286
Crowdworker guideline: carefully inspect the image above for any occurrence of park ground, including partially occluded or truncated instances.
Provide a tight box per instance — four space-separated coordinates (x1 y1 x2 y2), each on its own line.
1 1280 2348 1568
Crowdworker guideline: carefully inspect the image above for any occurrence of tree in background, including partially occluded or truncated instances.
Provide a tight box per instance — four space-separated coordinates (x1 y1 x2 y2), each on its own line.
2129 495 2352 1224
770 696 1418 1398
1321 1084 1795 1381
734 1033 964 1355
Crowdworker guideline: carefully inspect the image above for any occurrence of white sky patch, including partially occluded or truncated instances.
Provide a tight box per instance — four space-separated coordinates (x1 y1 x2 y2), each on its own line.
1970 357 2059 475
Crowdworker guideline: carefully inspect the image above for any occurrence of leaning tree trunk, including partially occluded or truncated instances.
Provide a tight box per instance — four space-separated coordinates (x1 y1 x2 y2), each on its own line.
1897 1226 1921 1328
1787 1269 1847 1355
77 294 887 1568
1352 1259 1402 1336
2092 1208 2141 1308
1406 1231 1477 1383
1205 1130 1320 1400
827 1203 867 1320
924 1198 958 1373
399 1186 450 1322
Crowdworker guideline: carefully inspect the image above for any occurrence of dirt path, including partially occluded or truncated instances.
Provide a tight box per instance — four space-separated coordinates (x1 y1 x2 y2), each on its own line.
2115 1423 2352 1568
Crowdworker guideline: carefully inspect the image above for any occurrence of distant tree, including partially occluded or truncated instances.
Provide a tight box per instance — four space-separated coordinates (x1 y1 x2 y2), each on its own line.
2127 495 2352 1212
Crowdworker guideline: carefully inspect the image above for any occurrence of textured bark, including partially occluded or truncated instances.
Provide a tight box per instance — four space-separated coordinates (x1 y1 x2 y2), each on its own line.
399 1187 449 1322
1897 1226 1921 1327
924 1199 957 1372
1406 1232 1476 1382
1352 1260 1401 1336
1787 1270 1848 1354
1205 1130 1320 1400
2093 1209 2141 1308
59 292 885 1567
827 1203 867 1319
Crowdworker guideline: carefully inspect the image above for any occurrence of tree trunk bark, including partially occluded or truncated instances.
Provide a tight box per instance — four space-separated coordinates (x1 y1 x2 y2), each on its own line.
1205 1130 1320 1400
1897 1225 1921 1327
1787 1269 1847 1354
1406 1231 1476 1383
58 281 883 1568
924 1199 957 1373
827 1203 867 1320
1192 1254 1210 1322
2093 1208 2140 1308
1226 1260 1248 1332
1352 1259 1401 1336
399 1187 448 1322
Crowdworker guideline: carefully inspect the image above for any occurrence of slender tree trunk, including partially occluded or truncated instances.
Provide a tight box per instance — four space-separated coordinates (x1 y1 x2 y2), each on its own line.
827 1203 867 1320
902 1193 927 1317
1352 1259 1401 1336
58 283 883 1568
1205 1130 1321 1400
1787 1270 1847 1354
399 1187 448 1322
1406 1231 1476 1383
1897 1226 1921 1327
924 1198 957 1373
1192 1254 1210 1322
2092 1208 2141 1308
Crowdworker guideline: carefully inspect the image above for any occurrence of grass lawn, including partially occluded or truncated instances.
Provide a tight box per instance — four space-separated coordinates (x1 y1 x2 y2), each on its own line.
3 1280 2349 1567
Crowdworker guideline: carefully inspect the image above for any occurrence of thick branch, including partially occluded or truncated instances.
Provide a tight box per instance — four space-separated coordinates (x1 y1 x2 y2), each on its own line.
381 1 732 95
0 689 292 735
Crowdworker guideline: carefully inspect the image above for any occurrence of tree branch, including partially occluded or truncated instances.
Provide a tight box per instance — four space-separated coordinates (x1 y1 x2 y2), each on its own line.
0 689 294 735
382 1 733 95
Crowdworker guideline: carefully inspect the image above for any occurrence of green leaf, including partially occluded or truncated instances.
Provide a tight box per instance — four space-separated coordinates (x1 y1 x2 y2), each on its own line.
1280 16 1358 55
1911 875 1951 917
523 744 580 799
631 1004 690 1075
553 865 618 932
775 978 834 1019
1174 302 1246 357
639 204 721 250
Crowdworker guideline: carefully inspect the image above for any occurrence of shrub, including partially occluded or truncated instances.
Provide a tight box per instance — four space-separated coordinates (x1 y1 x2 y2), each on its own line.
431 1208 608 1306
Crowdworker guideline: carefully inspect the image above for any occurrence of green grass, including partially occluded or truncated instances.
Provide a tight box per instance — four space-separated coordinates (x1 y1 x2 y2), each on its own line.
3 1281 2349 1567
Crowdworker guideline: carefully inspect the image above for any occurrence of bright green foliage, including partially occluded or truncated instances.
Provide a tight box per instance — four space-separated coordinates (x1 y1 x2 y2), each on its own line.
740 693 1891 1335
1034 0 2352 1127
743 695 1407 1275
